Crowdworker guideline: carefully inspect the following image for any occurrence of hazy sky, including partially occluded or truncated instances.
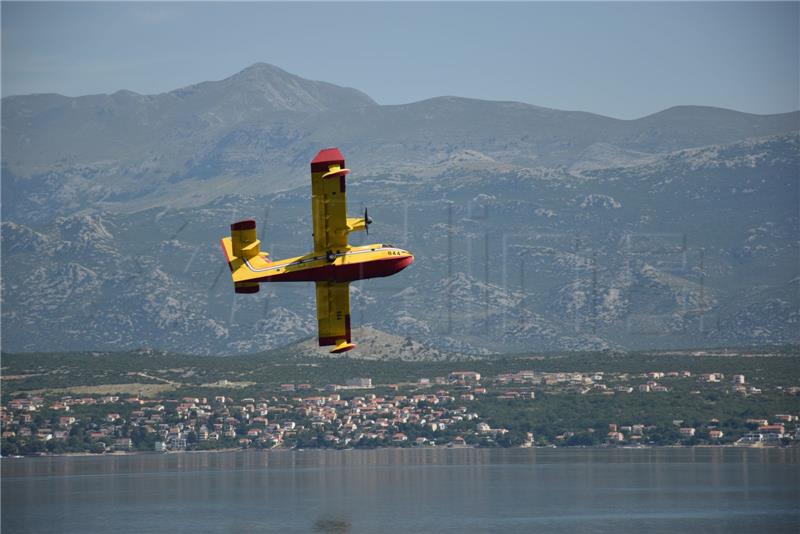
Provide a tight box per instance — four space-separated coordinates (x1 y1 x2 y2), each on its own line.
2 2 798 119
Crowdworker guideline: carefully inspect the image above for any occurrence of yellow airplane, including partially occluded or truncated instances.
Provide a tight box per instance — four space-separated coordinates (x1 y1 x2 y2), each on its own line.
220 148 414 354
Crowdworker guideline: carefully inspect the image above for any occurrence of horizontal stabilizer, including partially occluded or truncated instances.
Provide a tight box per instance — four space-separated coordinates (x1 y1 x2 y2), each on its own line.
221 219 270 295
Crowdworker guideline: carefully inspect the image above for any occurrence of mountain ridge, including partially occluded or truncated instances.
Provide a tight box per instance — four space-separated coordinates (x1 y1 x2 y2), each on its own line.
1 62 798 357
4 63 798 122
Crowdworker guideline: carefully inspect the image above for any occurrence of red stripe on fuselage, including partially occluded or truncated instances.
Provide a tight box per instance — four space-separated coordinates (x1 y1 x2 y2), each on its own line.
248 255 413 284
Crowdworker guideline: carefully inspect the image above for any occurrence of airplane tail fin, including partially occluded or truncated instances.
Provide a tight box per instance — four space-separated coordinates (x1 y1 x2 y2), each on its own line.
221 219 267 294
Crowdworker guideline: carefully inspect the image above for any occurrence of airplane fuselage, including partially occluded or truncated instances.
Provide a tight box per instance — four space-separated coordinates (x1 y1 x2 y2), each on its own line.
235 244 413 284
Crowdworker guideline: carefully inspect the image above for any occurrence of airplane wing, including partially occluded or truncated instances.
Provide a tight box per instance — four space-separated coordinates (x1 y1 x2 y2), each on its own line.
311 148 351 253
315 281 356 353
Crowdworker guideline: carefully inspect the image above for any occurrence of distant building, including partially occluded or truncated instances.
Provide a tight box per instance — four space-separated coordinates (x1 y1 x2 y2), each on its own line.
732 375 745 385
757 424 785 436
608 432 625 442
168 437 187 450
679 427 696 437
701 373 723 383
746 418 768 426
114 438 132 451
449 371 481 383
738 432 763 444
346 378 373 388
58 416 76 427
522 432 534 447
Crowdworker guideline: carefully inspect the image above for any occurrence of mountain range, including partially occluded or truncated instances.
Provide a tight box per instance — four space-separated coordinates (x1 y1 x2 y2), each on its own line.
2 62 798 355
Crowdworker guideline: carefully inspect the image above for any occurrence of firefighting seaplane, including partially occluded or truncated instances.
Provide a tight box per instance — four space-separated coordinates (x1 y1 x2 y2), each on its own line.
220 148 414 354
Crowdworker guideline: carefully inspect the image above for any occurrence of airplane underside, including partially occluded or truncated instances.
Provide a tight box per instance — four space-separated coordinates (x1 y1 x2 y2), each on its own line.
252 255 413 283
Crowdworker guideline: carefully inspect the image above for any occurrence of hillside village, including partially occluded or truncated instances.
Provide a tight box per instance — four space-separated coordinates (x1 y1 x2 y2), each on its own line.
3 363 798 457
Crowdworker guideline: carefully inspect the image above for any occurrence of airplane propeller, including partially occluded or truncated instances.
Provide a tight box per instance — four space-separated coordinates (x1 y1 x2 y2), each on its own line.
364 207 373 235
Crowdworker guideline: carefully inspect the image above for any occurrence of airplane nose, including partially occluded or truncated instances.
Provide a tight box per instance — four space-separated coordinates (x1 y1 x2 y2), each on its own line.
398 254 414 270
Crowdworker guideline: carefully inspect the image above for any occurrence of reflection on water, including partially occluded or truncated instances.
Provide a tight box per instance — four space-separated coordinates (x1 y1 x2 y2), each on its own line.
2 448 799 534
313 515 352 533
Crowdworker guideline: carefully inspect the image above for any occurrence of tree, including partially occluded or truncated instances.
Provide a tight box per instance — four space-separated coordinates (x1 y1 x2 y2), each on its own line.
1 439 19 456
566 432 599 447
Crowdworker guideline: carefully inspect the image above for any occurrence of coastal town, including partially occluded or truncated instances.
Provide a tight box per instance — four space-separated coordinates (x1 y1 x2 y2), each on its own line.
3 364 799 456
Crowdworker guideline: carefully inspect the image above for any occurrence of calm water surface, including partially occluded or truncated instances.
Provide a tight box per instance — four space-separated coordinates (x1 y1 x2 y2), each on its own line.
2 447 798 533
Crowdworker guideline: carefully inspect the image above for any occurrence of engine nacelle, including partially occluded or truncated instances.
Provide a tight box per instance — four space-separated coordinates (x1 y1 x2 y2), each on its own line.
234 281 259 294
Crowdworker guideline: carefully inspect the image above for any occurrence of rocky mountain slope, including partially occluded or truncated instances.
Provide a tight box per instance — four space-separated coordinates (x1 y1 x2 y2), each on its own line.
2 63 798 356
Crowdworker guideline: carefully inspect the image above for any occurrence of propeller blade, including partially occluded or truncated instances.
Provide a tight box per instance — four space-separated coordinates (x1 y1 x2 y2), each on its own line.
364 207 373 235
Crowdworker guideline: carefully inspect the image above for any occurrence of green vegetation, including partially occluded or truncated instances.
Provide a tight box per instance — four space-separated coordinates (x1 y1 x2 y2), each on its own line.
3 345 799 400
1 345 798 455
472 388 800 446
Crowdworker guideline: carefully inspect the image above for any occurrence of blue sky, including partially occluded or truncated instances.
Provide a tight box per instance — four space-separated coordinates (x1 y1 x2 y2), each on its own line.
2 2 798 119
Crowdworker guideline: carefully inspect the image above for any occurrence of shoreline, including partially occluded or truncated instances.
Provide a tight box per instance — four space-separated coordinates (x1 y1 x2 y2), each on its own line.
2 443 793 459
